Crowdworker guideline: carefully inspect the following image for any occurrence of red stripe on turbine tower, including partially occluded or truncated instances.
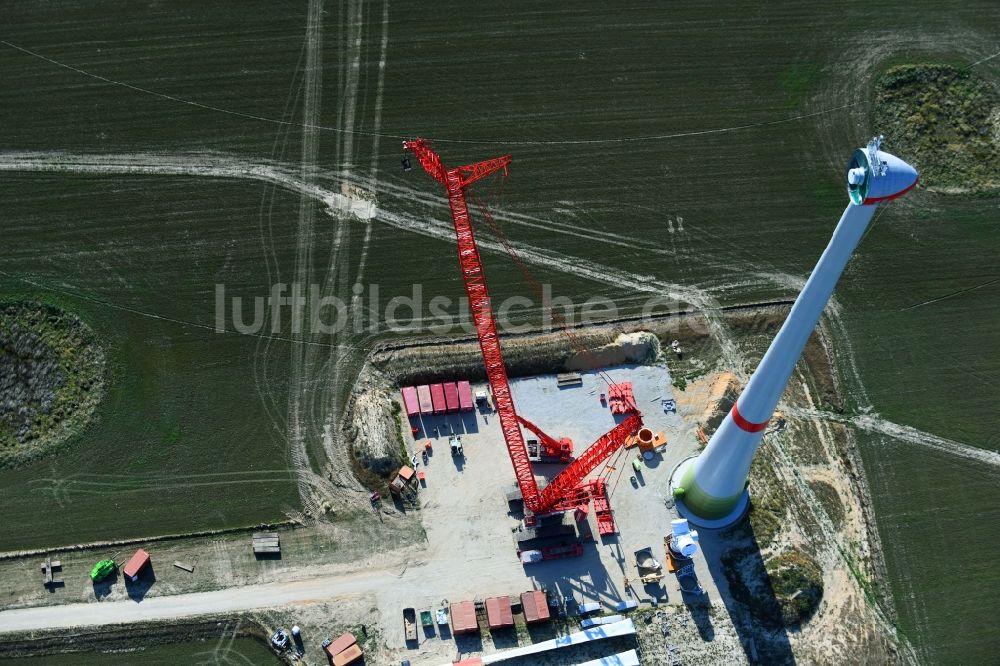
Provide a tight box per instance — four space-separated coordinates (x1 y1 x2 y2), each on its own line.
862 178 918 204
730 404 768 433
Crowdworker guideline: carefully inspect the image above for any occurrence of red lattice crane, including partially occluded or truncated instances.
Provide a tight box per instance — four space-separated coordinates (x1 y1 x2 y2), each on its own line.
403 138 642 514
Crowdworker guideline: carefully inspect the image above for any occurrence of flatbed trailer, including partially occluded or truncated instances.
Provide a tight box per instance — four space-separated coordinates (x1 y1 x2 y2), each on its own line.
514 523 576 544
519 542 584 563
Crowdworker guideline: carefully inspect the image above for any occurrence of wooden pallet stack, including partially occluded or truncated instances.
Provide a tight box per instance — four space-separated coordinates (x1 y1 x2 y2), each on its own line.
252 532 281 556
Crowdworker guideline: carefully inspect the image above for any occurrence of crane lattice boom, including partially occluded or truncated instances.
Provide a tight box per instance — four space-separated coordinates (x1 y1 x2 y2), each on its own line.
402 138 641 515
537 412 641 511
404 139 539 510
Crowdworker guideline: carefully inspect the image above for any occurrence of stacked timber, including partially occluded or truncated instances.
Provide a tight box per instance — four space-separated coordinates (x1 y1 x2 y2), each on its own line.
252 532 281 556
556 372 583 387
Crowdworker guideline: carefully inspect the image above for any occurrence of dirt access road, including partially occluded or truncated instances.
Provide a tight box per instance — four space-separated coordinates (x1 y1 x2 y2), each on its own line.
0 564 399 634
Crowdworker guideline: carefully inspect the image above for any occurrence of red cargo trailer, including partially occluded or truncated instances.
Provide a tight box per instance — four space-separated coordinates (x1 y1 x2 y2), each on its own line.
444 382 460 412
416 385 433 415
430 383 446 414
457 380 474 411
401 387 419 418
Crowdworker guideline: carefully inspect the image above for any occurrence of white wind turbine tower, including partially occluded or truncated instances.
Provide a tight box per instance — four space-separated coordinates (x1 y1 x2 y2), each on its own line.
670 136 918 527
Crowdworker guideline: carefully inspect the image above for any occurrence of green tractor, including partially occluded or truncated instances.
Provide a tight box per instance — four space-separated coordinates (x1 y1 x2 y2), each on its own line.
90 558 116 582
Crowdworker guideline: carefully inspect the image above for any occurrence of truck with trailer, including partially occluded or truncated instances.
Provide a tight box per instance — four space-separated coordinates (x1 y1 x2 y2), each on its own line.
518 543 585 563
403 607 418 642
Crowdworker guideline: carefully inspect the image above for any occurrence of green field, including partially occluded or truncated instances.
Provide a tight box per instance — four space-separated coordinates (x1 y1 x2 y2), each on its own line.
0 177 301 549
1 1 998 663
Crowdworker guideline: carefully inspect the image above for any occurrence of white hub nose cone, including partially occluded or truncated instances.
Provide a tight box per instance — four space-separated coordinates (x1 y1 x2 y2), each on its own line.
848 167 866 185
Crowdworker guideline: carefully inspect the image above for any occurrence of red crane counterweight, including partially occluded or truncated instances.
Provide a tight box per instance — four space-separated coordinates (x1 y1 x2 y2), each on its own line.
518 414 573 462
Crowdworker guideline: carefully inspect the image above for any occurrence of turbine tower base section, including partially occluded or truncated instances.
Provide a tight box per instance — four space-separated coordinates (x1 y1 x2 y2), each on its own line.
669 456 750 529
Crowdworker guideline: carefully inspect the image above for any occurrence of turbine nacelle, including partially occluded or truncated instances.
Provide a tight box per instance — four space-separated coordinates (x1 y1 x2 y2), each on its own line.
847 135 919 205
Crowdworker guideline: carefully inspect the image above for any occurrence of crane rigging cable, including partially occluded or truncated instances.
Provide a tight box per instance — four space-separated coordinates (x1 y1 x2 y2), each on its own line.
469 186 617 388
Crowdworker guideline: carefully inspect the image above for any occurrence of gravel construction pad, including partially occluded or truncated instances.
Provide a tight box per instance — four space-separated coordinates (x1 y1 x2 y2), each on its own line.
383 364 723 664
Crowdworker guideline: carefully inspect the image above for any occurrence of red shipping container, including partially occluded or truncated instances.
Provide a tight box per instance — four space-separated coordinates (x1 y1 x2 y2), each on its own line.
401 387 419 418
332 643 363 666
520 590 551 624
417 385 433 415
324 632 356 659
443 382 460 412
485 596 514 629
450 600 479 635
122 549 150 581
430 383 446 414
457 380 474 411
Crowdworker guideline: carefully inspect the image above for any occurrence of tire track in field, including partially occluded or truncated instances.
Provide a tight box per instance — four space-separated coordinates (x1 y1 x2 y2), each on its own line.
250 35 309 461
1 38 856 147
0 152 377 220
783 406 1000 472
3 147 703 351
0 149 743 374
378 179 673 253
29 476 298 498
304 0 362 462
351 0 390 294
372 205 746 374
286 0 343 516
0 269 360 349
